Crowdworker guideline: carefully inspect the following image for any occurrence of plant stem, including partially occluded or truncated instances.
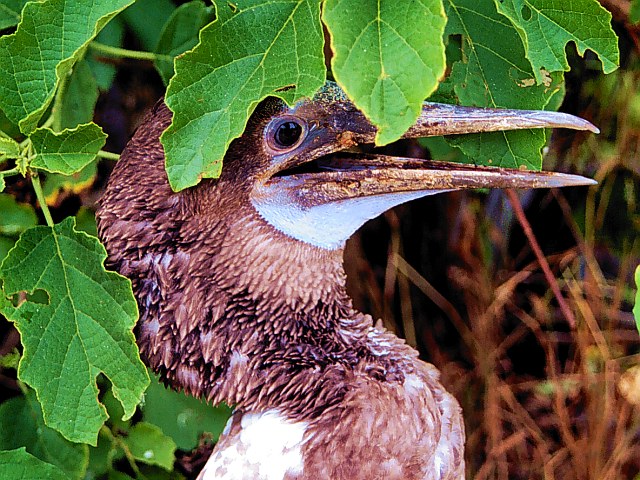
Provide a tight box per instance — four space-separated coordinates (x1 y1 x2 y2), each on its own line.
90 41 173 62
97 150 120 161
31 174 54 227
505 189 576 328
0 167 20 177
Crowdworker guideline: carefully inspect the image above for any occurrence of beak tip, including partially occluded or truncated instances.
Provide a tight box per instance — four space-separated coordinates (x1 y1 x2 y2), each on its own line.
547 173 598 188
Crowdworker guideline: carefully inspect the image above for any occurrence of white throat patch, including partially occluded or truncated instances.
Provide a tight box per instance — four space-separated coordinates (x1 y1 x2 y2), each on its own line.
198 410 308 480
253 189 449 250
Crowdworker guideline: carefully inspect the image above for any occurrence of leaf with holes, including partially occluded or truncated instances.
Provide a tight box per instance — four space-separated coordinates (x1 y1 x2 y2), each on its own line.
0 218 148 445
162 0 325 191
441 0 565 169
323 0 447 145
30 124 106 175
0 0 134 134
495 0 618 84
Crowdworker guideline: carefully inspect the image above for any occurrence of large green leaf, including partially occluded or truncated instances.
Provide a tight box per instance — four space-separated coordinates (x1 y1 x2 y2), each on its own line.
154 0 216 85
442 0 564 169
0 390 89 479
0 218 149 445
30 124 106 175
0 0 134 134
323 0 447 145
495 0 619 84
0 448 67 480
162 0 325 191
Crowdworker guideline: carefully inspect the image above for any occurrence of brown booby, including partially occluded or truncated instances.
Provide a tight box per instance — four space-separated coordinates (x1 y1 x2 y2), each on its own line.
97 82 597 480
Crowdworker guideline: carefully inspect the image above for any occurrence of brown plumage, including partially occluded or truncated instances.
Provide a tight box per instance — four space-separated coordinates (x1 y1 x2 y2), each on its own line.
97 83 596 480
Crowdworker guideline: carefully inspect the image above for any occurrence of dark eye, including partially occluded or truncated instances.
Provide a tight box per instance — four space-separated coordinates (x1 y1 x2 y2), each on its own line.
271 119 304 149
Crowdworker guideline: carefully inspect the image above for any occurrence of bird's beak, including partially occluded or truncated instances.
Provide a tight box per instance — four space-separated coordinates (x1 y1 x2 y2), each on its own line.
265 102 598 207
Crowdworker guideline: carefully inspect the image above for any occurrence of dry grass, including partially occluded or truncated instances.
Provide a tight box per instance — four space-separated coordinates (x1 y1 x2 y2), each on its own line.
344 68 640 477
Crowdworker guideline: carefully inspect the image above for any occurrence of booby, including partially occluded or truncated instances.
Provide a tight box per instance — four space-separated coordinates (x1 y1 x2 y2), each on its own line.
97 82 597 480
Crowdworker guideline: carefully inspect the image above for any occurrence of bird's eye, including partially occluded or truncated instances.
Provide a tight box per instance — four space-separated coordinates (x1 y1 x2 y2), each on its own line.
275 121 302 147
267 117 306 151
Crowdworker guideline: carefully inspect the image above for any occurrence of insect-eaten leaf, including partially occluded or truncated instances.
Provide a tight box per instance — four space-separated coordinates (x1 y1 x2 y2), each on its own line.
495 0 619 84
440 0 564 170
30 123 106 175
162 0 326 191
323 0 447 145
0 217 149 445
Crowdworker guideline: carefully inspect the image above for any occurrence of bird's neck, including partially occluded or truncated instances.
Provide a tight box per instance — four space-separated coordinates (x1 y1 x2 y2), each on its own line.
131 211 399 417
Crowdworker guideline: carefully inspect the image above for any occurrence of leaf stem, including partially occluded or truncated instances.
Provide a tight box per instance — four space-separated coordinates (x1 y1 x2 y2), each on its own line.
0 167 20 177
97 150 120 161
90 41 173 62
31 174 54 227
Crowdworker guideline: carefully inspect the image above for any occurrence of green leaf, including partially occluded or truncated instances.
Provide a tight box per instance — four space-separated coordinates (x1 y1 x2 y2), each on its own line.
30 124 107 175
0 193 37 236
495 0 618 84
154 1 216 85
323 0 447 145
143 374 232 450
0 448 67 480
0 176 4 193
122 422 177 470
43 161 98 206
0 137 20 158
632 0 640 24
0 390 89 479
121 0 176 51
442 0 564 169
60 60 99 130
0 0 27 30
162 0 325 191
0 236 15 263
87 16 125 91
0 217 149 445
86 428 117 478
634 265 640 334
0 0 134 134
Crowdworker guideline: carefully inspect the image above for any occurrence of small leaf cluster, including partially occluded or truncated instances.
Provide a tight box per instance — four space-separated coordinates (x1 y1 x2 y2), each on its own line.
0 0 621 479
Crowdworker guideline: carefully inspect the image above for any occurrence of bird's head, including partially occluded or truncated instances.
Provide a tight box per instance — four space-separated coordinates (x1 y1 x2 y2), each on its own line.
97 82 597 400
219 82 598 250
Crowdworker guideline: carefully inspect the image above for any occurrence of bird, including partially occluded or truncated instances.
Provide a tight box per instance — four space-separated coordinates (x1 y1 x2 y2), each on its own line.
96 82 597 480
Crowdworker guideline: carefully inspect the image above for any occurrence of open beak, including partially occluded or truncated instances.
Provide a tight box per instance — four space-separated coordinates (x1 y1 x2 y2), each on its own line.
253 94 598 249
267 101 598 206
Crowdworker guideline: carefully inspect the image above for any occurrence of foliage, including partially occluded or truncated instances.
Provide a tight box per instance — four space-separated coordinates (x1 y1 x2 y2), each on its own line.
0 0 621 478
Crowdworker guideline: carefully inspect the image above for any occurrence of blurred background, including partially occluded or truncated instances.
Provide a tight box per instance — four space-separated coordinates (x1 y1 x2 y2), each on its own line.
0 0 639 479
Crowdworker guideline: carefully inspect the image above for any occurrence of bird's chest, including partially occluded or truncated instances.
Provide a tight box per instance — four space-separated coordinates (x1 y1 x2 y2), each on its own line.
198 410 308 480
